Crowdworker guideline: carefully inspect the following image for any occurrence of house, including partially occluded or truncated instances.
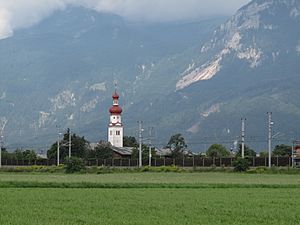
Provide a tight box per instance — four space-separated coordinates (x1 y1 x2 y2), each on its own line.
111 146 133 159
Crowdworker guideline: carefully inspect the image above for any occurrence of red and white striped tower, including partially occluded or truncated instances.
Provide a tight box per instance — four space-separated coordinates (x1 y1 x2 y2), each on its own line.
108 91 123 147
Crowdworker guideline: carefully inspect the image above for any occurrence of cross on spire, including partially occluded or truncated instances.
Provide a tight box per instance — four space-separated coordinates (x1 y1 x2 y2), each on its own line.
114 80 118 93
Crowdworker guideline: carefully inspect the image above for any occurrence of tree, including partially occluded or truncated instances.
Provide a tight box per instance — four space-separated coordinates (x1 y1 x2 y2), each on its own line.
206 144 230 157
15 149 24 160
94 142 113 159
71 133 90 158
259 151 268 157
233 158 250 172
1 148 15 160
22 150 37 161
47 129 90 160
131 145 156 160
1 149 37 161
166 134 187 158
236 144 256 157
65 157 85 173
123 136 138 147
273 144 292 157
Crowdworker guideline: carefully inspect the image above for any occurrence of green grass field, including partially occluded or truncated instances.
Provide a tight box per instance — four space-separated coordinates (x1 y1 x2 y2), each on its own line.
1 172 300 185
0 172 300 225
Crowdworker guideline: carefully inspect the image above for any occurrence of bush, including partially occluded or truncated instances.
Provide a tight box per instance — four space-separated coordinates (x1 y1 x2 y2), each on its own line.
233 158 250 172
0 165 64 173
64 157 85 173
247 167 268 174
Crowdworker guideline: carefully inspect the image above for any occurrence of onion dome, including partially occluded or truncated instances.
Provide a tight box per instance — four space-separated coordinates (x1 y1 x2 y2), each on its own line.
112 92 119 99
109 90 122 114
109 105 122 114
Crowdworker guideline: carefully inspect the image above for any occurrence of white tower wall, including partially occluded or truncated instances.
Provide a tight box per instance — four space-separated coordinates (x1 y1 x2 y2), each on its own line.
108 125 123 147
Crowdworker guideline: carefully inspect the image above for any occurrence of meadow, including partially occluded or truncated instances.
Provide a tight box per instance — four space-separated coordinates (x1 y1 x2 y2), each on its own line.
0 172 300 224
1 172 300 185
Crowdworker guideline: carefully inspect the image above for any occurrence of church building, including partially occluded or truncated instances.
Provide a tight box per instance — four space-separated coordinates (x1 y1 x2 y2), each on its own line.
108 91 123 147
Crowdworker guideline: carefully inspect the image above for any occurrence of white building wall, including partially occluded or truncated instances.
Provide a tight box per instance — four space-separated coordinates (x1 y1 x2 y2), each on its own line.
108 126 123 147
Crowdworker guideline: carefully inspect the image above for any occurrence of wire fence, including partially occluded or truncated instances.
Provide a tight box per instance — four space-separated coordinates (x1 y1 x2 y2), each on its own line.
0 156 294 167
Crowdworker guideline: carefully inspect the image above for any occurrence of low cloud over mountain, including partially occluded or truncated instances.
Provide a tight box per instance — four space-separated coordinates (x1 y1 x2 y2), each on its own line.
0 0 249 39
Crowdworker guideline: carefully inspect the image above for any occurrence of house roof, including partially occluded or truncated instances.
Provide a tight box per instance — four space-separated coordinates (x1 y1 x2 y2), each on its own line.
111 146 133 156
156 148 172 156
156 148 195 156
90 143 133 155
90 143 195 157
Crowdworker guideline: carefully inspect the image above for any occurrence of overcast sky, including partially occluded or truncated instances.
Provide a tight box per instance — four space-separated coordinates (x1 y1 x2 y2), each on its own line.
0 0 250 40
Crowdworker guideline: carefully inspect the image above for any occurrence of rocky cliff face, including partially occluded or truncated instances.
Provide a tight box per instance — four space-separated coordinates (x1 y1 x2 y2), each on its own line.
177 0 300 90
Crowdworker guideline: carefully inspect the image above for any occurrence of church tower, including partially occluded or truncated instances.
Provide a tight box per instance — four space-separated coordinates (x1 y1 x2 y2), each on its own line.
108 91 123 147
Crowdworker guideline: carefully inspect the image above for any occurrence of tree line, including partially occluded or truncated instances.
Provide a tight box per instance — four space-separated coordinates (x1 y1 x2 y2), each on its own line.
0 131 294 160
0 149 37 161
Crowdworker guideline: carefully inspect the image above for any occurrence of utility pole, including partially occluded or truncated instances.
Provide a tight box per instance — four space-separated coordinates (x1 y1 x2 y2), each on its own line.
0 120 7 168
56 126 61 166
138 121 143 167
57 137 60 166
148 127 154 166
241 118 246 158
292 141 295 168
0 134 3 168
68 129 72 158
267 112 273 168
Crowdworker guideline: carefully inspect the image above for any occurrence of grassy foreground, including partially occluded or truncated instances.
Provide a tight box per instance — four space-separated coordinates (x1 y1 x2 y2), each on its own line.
0 188 300 225
0 172 300 185
0 172 300 225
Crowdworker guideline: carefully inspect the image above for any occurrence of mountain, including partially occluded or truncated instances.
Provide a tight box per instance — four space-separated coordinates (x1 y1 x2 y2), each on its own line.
1 0 299 152
140 0 300 150
0 6 225 150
